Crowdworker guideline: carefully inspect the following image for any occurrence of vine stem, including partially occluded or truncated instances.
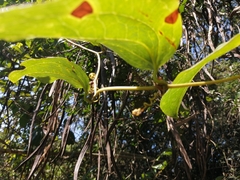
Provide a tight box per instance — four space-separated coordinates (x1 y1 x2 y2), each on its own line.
65 39 101 95
168 75 240 88
95 86 158 94
61 40 240 100
92 75 240 99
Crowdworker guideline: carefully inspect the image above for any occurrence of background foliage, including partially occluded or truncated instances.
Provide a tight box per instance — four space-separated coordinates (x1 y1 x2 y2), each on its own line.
0 0 240 179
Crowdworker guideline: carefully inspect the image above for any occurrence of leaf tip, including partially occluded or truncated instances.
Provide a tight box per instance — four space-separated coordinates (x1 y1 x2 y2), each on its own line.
71 1 93 19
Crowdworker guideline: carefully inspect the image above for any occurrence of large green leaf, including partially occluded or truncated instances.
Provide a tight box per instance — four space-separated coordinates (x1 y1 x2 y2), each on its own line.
9 57 89 92
0 0 182 75
160 34 240 118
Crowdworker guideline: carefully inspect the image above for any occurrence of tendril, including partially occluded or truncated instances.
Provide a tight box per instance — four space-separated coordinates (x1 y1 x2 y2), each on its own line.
132 92 159 116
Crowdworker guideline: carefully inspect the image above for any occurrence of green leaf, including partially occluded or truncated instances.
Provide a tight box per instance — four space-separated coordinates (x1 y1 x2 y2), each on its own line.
152 160 168 170
0 0 182 75
8 57 89 93
160 34 240 118
179 0 188 13
161 149 172 156
156 149 172 161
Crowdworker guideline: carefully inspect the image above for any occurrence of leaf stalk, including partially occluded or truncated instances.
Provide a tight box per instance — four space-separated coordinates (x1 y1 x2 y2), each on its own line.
92 75 240 101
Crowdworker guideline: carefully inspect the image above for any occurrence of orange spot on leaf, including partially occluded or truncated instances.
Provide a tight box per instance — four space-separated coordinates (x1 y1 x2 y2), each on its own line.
165 36 176 49
159 31 176 49
71 1 93 19
165 9 179 24
139 10 149 17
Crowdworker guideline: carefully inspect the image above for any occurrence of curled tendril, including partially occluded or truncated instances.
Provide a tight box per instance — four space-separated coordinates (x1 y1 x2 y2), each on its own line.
89 72 96 80
132 92 159 116
87 72 100 102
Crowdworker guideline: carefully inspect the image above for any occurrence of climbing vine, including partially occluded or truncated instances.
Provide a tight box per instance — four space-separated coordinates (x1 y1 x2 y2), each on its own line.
0 0 239 179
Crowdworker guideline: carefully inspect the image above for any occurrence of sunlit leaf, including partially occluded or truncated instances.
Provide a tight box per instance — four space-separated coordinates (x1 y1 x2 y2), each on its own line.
152 160 168 170
156 149 172 161
161 150 172 156
0 0 182 75
179 0 188 13
9 57 89 93
160 34 240 118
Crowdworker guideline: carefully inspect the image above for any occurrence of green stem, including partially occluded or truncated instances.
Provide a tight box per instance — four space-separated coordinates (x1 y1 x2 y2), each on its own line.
168 75 240 88
95 86 158 94
92 75 240 100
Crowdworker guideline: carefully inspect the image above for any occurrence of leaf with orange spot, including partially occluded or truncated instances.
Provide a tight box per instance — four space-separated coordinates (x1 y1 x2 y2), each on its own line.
71 1 93 18
0 0 182 76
